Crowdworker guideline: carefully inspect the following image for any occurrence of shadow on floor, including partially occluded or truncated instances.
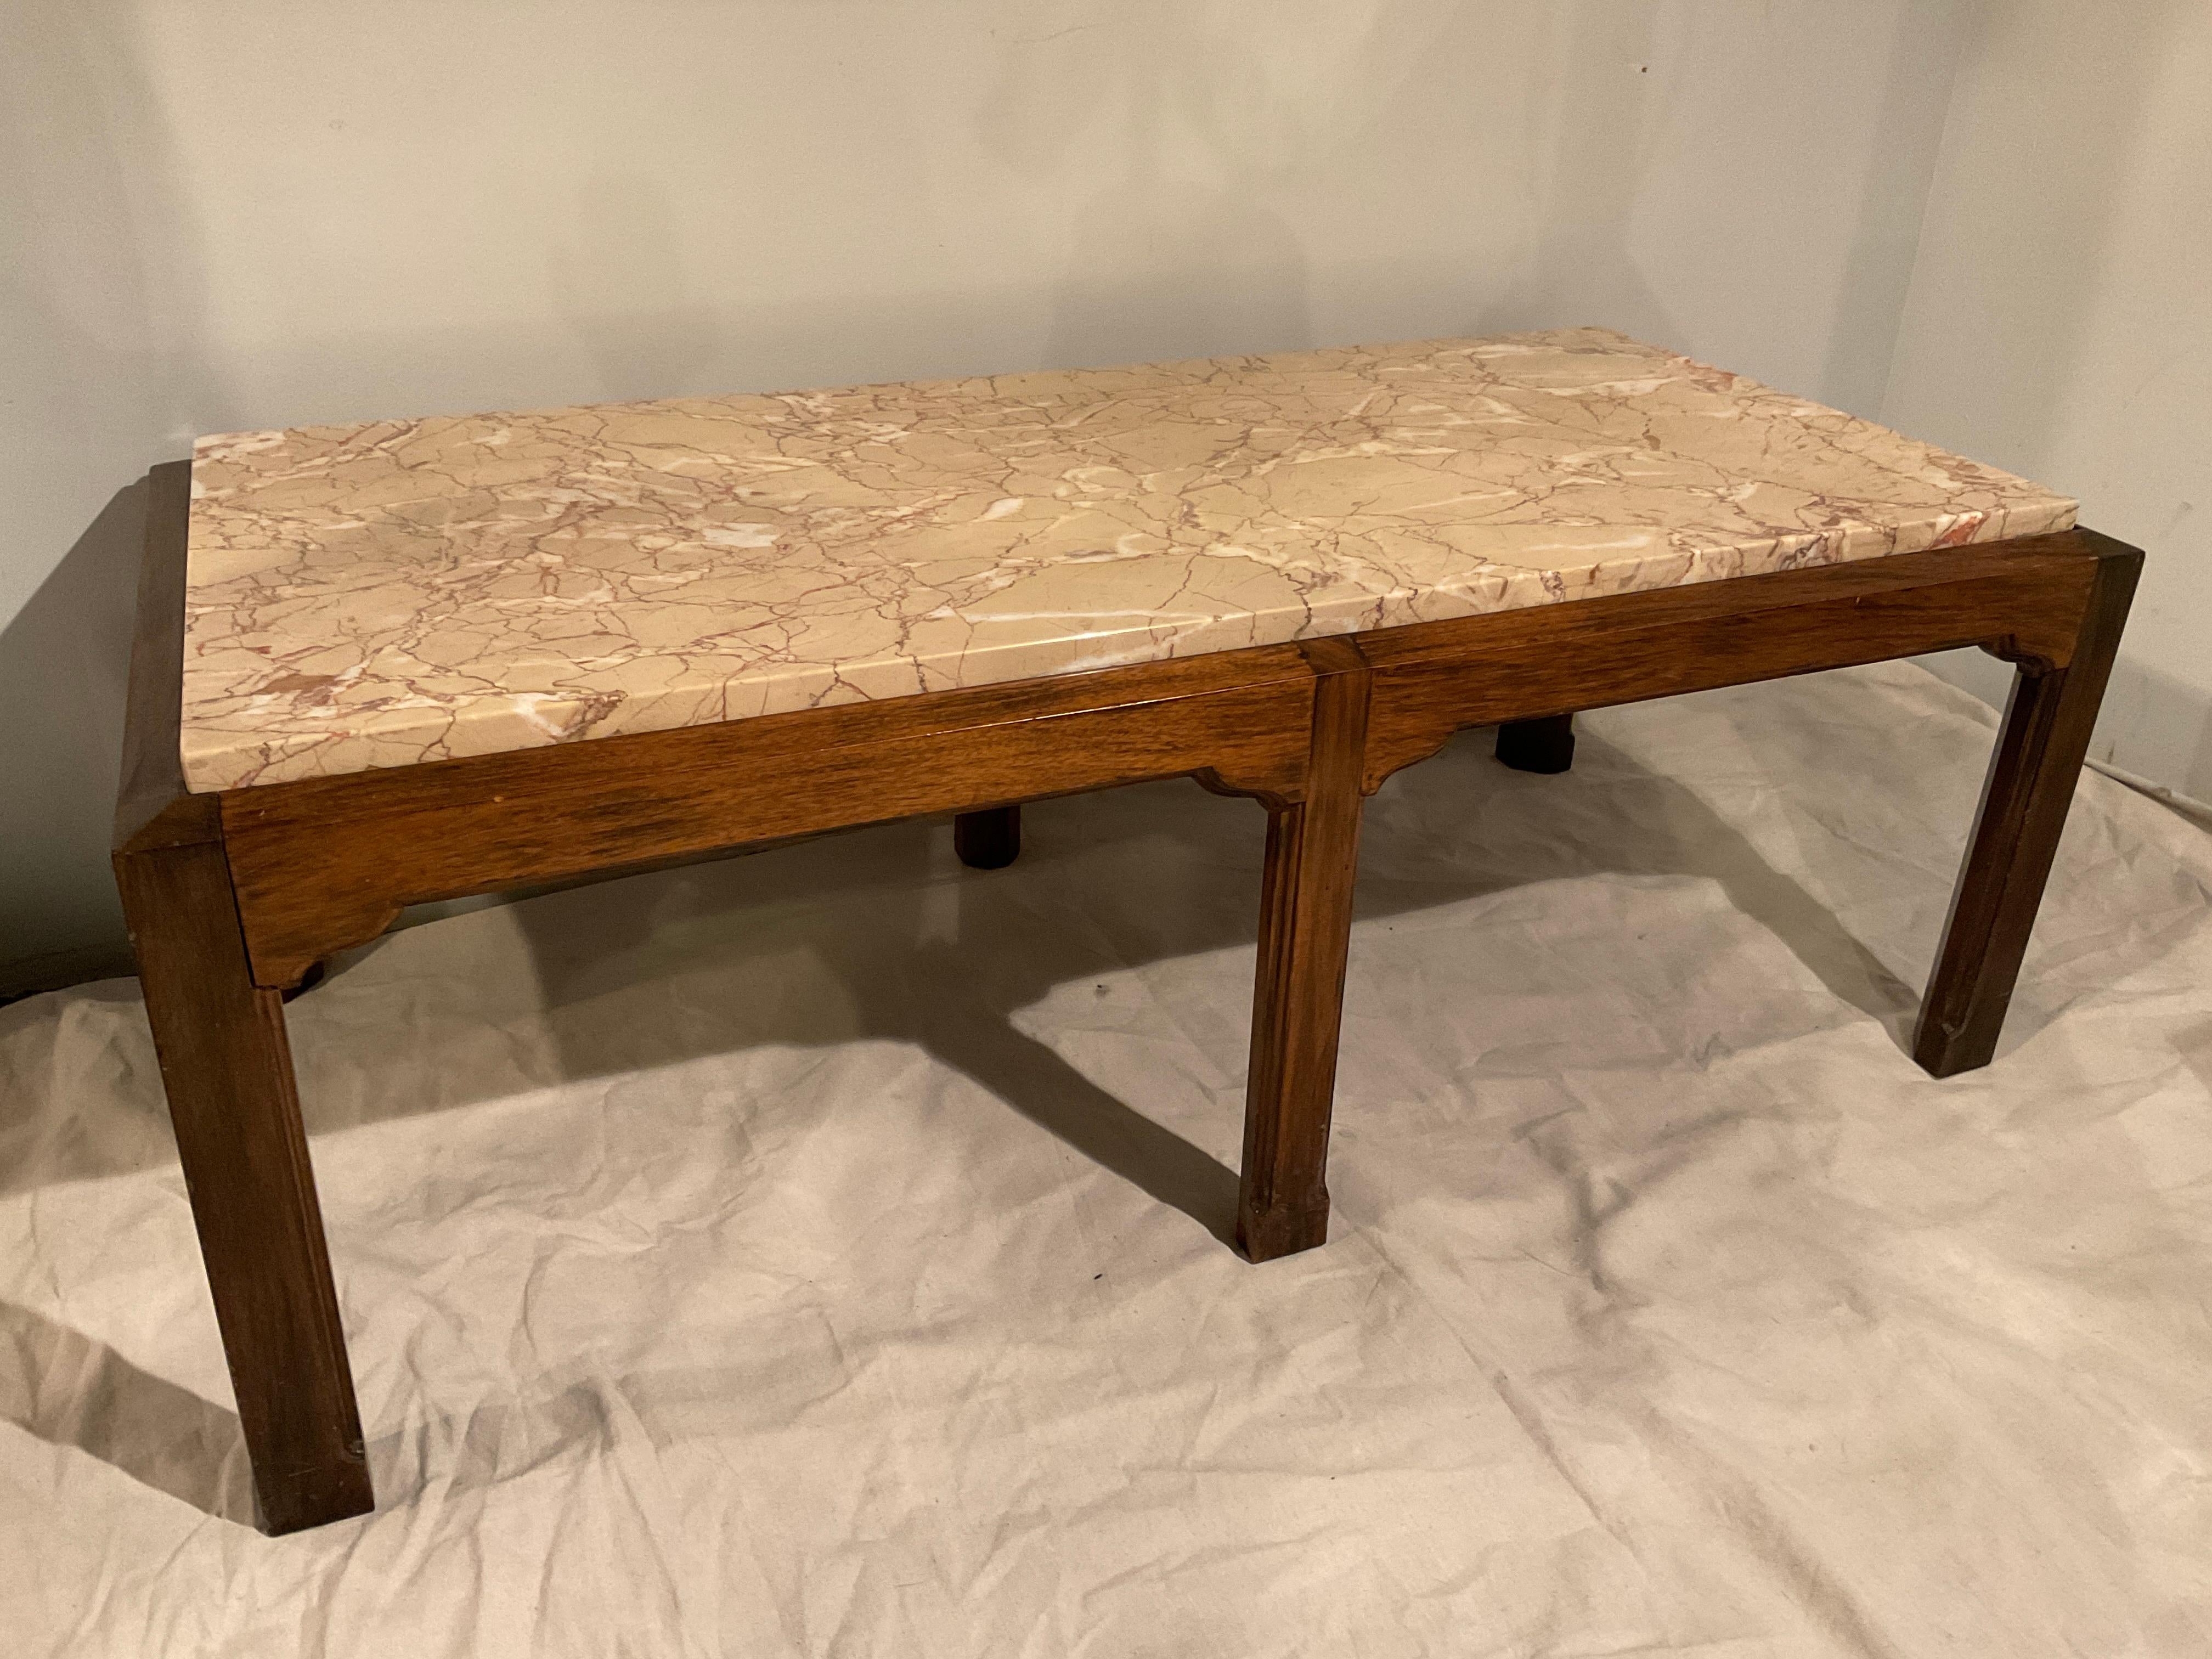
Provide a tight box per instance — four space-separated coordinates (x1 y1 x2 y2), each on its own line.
3 721 1936 1233
484 725 1923 1248
0 1299 253 1524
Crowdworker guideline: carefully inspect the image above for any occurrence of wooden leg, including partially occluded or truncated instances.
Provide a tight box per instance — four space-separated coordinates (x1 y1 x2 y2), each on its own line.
114 837 372 1534
1237 665 1370 1262
954 804 1022 870
1497 713 1575 774
1913 544 2142 1077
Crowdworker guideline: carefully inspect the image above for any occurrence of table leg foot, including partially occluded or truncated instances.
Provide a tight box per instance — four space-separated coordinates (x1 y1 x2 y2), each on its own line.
954 804 1022 870
1497 714 1575 774
1912 543 2141 1077
1237 667 1368 1263
1236 1194 1331 1262
115 837 373 1534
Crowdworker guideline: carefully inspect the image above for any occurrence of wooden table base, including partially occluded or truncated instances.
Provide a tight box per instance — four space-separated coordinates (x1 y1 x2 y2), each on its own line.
113 458 2141 1530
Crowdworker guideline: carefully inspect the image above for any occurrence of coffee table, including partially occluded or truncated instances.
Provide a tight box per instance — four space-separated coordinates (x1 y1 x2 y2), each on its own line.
114 328 2139 1532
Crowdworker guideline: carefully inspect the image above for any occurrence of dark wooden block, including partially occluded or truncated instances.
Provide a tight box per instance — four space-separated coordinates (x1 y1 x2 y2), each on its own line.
1497 714 1576 773
954 804 1023 869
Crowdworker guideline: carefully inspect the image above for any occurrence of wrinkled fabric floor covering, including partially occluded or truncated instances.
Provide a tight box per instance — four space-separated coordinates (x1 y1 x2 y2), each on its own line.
3 661 2209 1658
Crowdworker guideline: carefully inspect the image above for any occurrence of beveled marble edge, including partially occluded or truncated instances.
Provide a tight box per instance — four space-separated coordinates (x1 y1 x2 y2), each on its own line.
176 504 2075 794
177 329 2078 792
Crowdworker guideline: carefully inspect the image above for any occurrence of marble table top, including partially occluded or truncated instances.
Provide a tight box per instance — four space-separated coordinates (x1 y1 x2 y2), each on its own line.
180 327 2075 791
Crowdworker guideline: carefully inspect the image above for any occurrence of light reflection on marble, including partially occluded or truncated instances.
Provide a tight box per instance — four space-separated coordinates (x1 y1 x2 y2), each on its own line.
181 327 2075 791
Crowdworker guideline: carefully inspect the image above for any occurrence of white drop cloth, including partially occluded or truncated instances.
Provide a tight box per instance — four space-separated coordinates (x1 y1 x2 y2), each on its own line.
2 661 2208 1657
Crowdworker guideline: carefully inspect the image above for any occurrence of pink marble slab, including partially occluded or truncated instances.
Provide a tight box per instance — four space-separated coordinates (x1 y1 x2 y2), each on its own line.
179 326 2076 791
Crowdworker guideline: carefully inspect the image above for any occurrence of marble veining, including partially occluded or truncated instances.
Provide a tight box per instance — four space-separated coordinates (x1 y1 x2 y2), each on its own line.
180 327 2076 791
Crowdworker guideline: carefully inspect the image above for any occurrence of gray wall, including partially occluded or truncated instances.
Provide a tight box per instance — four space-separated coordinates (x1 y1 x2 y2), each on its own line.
1 0 2004 992
1883 0 2212 809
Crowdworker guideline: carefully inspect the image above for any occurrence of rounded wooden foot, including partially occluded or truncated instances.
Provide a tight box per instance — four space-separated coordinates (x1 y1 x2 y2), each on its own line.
954 805 1021 870
1497 714 1575 774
